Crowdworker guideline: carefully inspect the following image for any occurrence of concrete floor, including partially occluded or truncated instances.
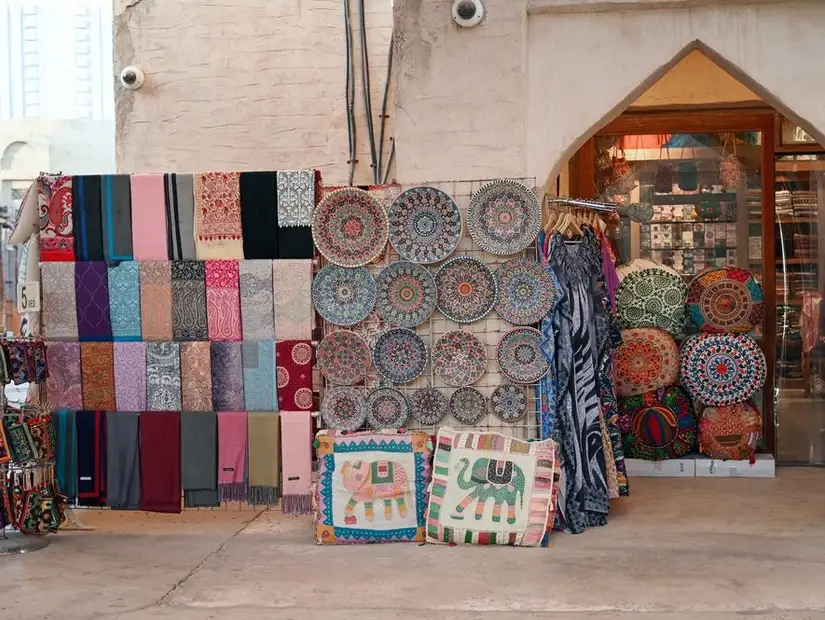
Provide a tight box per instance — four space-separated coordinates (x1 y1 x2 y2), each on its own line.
3 469 825 620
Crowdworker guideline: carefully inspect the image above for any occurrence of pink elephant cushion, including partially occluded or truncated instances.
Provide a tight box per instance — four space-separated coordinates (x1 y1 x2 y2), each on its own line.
314 429 432 544
426 427 560 547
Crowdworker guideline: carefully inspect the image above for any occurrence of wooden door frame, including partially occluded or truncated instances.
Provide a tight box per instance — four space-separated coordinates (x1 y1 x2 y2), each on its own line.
572 111 777 455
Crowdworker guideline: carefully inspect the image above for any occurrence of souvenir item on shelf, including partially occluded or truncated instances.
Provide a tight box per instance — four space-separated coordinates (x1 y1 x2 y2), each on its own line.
449 387 487 424
387 186 462 264
494 258 558 325
317 330 371 385
434 256 497 324
276 341 314 411
490 384 528 422
321 386 367 432
315 429 432 544
626 202 654 224
312 264 377 327
409 387 449 425
686 266 765 333
426 427 559 546
616 268 687 336
699 400 762 461
466 179 541 255
312 187 388 267
372 328 428 384
680 333 766 406
375 261 437 328
432 330 487 387
496 327 549 384
617 385 697 461
273 259 313 340
614 328 680 397
365 386 410 430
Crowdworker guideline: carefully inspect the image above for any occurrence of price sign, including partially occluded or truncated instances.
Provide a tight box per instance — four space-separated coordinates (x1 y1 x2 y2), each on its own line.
17 281 41 313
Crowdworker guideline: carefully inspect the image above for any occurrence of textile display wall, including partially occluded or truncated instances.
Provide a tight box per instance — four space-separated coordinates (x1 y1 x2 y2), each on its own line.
11 171 322 514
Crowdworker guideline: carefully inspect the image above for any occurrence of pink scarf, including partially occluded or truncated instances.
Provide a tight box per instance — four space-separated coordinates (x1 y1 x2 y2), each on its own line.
130 174 169 260
280 411 313 515
217 411 248 502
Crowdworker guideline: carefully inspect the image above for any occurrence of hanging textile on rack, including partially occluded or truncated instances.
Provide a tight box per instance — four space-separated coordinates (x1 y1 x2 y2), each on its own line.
172 260 208 341
205 260 243 341
242 341 277 411
75 261 113 342
105 412 141 510
53 409 78 501
280 411 312 515
4 415 38 462
217 411 248 502
146 342 182 411
211 342 245 411
107 261 142 341
194 171 244 259
38 174 75 262
248 412 280 505
180 342 214 411
0 417 11 464
100 174 134 263
76 410 107 505
139 261 173 341
42 262 79 341
164 173 196 260
139 410 182 513
72 175 105 261
181 411 219 508
276 169 318 259
272 260 313 340
130 173 169 260
275 341 314 411
80 343 116 410
114 342 147 411
239 260 276 340
240 171 279 259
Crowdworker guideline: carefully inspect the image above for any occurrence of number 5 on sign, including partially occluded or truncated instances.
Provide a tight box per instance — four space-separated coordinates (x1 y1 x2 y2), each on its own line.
17 281 41 313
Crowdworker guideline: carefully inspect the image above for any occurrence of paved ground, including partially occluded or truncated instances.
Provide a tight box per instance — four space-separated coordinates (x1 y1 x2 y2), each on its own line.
3 469 825 620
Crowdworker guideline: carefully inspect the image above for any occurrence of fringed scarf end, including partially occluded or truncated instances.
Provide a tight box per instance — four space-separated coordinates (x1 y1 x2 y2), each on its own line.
249 485 280 506
281 493 312 515
219 482 248 503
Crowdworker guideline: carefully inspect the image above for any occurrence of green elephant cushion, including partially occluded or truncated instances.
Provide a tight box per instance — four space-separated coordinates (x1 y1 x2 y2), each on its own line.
426 427 560 547
314 429 432 544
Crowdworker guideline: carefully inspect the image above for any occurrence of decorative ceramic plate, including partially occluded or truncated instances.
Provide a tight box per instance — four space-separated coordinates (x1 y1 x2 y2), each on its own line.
365 387 410 430
434 256 497 323
496 327 549 384
372 328 428 383
686 266 765 333
614 328 680 397
490 384 528 422
449 387 487 424
321 386 367 431
387 186 462 264
316 330 371 385
374 261 437 328
312 188 388 267
699 400 762 461
680 333 766 406
432 330 487 386
409 387 449 425
617 385 696 461
312 264 377 326
494 258 557 325
616 268 687 335
466 179 541 255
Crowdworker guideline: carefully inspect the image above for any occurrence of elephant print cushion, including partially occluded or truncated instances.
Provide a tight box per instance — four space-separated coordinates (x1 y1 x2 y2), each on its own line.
426 427 559 547
314 429 432 544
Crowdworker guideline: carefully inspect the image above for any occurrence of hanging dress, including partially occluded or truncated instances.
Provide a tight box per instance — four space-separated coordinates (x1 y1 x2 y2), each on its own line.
537 230 563 441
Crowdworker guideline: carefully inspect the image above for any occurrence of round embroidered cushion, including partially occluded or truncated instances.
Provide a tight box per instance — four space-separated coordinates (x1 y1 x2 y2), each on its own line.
686 266 765 333
618 385 697 461
699 400 762 460
616 268 687 336
615 328 680 397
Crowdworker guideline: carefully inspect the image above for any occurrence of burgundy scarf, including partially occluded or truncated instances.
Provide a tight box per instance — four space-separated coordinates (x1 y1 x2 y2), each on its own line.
139 411 182 514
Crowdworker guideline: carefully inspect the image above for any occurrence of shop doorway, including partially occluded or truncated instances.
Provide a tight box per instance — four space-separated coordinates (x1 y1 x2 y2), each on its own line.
562 51 825 465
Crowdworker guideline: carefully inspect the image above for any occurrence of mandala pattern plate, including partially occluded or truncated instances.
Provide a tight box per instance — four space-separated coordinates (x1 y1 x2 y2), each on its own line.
615 328 680 397
491 384 528 422
680 333 766 406
616 268 687 335
496 327 549 384
432 330 487 387
686 266 765 333
449 387 487 424
494 258 557 325
466 180 541 255
409 387 449 425
375 261 437 328
312 188 388 267
434 256 497 324
312 264 376 327
372 328 428 384
316 330 371 385
699 400 762 461
388 186 462 264
321 386 367 432
617 385 696 461
365 387 410 430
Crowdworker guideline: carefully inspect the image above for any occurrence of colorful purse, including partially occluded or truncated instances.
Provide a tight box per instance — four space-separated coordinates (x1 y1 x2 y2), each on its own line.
4 416 39 462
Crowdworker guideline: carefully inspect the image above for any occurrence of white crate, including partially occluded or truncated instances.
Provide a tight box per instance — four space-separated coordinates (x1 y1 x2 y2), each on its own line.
694 453 776 478
625 457 696 477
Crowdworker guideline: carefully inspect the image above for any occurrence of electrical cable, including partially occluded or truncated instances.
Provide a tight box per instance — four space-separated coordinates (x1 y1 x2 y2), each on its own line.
358 0 379 184
377 30 394 185
382 139 396 185
344 0 357 185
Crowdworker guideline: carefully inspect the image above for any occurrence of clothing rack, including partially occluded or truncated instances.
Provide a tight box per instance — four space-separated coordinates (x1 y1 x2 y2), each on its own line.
546 196 620 213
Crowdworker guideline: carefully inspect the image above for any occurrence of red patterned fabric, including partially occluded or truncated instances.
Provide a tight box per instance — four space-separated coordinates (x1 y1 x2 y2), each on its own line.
39 175 75 261
276 341 314 411
195 172 242 241
205 260 242 341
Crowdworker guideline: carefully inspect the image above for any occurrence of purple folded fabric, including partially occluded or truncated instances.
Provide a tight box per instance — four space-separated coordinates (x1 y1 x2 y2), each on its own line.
75 261 112 341
45 342 83 410
114 342 147 411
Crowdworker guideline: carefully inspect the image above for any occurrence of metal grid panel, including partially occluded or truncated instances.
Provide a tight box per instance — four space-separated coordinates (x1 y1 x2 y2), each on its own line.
318 177 540 440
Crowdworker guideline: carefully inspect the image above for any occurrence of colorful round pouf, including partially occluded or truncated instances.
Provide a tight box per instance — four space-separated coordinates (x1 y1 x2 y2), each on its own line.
387 186 462 264
615 328 680 397
616 268 687 335
374 261 437 328
699 400 762 461
311 264 377 327
680 333 766 406
466 179 541 255
617 385 697 460
312 188 388 267
686 266 765 333
494 258 558 326
365 387 410 430
321 386 367 432
434 256 498 323
316 330 371 385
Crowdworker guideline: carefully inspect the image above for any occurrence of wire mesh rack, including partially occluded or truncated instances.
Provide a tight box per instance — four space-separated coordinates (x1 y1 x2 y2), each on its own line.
317 176 541 440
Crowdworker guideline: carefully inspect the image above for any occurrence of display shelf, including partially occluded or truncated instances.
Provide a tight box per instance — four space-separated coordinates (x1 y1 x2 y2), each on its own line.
650 192 739 205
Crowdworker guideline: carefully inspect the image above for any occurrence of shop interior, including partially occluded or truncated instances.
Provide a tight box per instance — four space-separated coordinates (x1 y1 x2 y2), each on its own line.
559 50 825 464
